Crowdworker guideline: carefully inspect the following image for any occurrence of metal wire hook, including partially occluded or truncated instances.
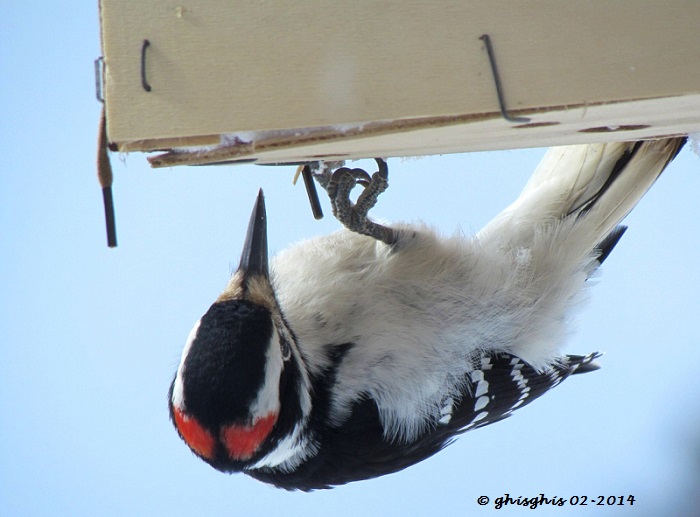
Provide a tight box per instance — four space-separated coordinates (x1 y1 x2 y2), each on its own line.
301 165 324 220
479 34 530 124
94 56 105 103
141 39 152 92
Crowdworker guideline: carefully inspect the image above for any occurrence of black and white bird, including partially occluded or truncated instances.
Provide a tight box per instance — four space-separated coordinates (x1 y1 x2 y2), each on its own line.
169 137 686 490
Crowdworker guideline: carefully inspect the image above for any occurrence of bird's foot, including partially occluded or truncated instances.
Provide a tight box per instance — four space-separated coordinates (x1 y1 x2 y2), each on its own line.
307 160 344 192
314 159 396 246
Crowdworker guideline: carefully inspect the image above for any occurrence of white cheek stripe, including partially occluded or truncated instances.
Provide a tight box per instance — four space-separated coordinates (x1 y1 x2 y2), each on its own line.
172 319 201 409
249 327 283 418
248 422 318 471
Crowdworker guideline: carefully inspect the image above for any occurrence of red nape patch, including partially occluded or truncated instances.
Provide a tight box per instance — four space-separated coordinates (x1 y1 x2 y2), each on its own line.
173 408 216 460
221 413 278 461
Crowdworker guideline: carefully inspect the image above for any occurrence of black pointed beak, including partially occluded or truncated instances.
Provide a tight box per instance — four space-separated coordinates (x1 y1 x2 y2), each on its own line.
238 189 269 279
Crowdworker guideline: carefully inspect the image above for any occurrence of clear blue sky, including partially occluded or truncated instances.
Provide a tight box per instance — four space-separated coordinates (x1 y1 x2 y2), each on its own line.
2 3 699 516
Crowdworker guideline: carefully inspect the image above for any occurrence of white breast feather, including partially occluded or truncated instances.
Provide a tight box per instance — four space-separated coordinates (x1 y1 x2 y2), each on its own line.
270 222 595 442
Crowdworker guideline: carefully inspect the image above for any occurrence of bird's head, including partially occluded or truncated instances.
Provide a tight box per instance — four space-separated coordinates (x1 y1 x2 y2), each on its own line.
169 191 310 471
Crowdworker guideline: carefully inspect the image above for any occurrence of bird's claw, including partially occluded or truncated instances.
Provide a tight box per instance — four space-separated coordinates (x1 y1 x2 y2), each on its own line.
316 159 396 246
308 161 343 191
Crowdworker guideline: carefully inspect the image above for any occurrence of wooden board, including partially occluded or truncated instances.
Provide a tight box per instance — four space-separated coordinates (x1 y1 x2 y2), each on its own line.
98 1 700 165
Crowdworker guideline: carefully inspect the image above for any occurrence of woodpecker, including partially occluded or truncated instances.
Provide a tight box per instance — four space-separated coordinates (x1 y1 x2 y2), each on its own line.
169 138 686 490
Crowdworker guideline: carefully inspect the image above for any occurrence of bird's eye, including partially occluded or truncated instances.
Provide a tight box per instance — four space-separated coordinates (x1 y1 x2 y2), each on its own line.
281 338 292 361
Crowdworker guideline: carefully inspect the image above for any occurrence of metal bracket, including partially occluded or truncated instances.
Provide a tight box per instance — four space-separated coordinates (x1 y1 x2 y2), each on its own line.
480 34 530 124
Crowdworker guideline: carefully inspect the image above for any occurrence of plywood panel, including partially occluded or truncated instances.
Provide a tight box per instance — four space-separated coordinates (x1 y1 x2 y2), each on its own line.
99 1 700 162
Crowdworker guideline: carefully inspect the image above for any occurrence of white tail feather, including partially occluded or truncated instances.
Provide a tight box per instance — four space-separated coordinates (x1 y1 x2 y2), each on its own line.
474 137 685 367
478 138 685 251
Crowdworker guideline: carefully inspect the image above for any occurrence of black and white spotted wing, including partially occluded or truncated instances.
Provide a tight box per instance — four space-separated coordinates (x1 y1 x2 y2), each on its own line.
440 351 601 434
249 350 600 490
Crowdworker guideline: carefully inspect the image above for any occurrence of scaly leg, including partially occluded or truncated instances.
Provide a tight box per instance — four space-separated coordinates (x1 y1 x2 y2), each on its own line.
313 159 396 246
